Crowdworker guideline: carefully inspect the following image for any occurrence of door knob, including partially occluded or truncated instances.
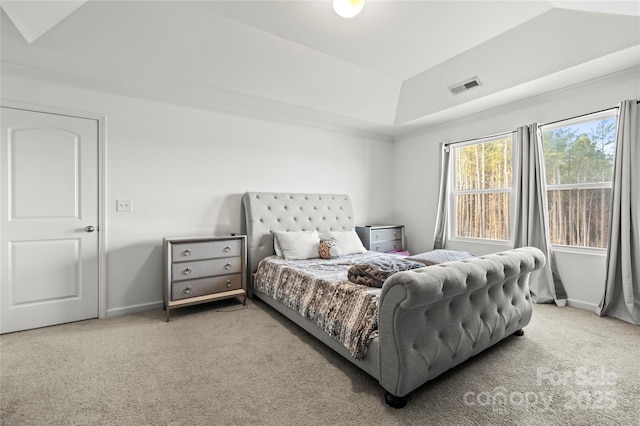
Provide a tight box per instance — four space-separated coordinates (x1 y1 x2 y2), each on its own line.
85 226 96 232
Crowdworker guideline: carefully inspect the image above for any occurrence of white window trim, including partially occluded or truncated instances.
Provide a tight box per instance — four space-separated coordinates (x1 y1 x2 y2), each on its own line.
448 133 515 245
551 244 607 256
541 109 617 250
547 182 612 190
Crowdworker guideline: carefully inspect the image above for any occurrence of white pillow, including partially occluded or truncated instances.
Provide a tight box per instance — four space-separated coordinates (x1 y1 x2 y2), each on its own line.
320 230 367 255
273 230 320 260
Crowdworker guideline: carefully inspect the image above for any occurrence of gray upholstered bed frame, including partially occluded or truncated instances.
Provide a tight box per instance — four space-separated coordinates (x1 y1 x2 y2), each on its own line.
242 192 545 407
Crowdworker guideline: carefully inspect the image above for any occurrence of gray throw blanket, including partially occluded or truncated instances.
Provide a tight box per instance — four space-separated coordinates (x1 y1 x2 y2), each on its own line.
406 249 474 266
348 256 425 288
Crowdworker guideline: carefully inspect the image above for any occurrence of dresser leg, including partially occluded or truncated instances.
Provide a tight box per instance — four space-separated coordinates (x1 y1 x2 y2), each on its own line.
165 309 171 322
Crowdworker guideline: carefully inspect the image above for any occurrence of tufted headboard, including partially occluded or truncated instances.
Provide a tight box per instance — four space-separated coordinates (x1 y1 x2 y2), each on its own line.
241 192 356 282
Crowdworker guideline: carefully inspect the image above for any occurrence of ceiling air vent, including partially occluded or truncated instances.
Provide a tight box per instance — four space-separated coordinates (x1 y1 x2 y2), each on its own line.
448 77 482 95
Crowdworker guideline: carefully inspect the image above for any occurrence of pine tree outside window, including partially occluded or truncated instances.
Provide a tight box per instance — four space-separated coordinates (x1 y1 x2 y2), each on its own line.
541 110 617 249
450 135 514 242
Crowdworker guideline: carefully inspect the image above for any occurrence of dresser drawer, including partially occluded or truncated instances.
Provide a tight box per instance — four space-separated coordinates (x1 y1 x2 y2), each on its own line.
172 256 242 281
163 235 247 321
370 239 403 253
370 228 403 242
171 239 241 262
356 225 405 252
172 273 242 301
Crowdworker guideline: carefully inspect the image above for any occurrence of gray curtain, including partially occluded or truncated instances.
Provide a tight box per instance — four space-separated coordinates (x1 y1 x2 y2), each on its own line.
513 124 567 305
597 100 640 324
433 142 451 250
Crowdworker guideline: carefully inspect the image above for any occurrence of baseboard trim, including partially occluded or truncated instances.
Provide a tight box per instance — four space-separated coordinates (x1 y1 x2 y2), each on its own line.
106 301 163 317
566 299 599 312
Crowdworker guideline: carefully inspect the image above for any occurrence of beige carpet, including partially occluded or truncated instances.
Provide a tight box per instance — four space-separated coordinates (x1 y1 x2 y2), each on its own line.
1 300 638 425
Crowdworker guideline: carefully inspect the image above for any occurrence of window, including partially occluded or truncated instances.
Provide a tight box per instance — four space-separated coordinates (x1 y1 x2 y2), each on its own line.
450 134 513 241
541 110 617 248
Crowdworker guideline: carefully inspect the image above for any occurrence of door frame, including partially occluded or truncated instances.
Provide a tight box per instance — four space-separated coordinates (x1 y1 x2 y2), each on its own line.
1 99 107 319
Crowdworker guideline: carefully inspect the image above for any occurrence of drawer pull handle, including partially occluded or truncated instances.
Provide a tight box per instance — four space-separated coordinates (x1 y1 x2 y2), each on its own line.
224 263 232 270
375 246 380 251
394 232 398 237
184 286 192 295
183 268 192 276
375 233 380 239
223 245 231 253
182 249 192 257
226 280 232 288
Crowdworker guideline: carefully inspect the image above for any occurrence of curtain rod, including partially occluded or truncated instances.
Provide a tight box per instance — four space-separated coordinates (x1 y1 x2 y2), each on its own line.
444 101 635 148
443 130 514 147
540 106 619 128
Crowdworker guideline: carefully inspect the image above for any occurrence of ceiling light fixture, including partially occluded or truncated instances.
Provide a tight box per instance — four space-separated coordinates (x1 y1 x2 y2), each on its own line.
333 0 365 18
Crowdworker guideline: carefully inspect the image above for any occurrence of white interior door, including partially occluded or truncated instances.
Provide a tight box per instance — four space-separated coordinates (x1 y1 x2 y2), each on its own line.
1 107 99 333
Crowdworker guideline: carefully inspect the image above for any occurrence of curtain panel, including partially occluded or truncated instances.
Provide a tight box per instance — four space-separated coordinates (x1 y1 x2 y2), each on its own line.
597 100 640 325
433 142 451 250
513 124 567 305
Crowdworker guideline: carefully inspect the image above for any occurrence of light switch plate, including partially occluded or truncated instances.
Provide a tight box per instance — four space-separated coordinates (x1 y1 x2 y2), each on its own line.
116 199 133 212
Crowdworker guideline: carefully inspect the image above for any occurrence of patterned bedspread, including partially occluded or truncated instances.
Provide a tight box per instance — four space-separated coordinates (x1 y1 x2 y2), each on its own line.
254 252 396 359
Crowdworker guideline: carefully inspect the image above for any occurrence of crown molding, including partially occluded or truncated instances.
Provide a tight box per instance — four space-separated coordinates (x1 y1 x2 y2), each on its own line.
3 61 637 143
0 62 394 142
394 65 640 141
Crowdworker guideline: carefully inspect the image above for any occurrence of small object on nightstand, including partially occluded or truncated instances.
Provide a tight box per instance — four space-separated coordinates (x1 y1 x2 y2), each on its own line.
163 235 247 321
388 250 410 256
356 225 405 253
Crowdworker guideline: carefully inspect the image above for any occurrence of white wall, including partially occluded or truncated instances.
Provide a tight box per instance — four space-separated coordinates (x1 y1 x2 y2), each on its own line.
392 68 640 311
4 66 638 316
2 74 394 316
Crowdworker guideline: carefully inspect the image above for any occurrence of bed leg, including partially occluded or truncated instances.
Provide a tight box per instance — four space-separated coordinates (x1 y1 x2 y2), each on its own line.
384 392 408 409
513 329 525 336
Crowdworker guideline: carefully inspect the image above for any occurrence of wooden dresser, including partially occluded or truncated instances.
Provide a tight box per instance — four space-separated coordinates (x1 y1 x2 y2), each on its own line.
163 235 247 321
356 225 405 253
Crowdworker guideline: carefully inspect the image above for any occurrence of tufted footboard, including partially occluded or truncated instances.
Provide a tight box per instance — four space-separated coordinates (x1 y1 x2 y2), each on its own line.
242 192 546 407
377 247 545 401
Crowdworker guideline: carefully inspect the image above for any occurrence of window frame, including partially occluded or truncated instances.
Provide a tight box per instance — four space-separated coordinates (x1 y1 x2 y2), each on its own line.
540 109 618 251
447 132 516 246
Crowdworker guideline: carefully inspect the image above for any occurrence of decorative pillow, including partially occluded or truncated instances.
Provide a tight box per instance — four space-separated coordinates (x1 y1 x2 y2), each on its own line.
273 230 320 260
406 249 474 266
320 230 367 255
319 238 343 259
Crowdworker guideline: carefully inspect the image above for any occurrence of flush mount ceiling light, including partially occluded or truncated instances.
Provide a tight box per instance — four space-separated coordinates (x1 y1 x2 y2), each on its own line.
333 0 365 18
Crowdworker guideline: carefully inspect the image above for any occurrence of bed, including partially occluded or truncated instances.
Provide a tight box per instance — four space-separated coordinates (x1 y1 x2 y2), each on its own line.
242 192 545 407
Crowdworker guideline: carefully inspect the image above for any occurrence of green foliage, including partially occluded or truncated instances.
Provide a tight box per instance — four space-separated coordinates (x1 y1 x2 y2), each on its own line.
454 137 512 240
456 138 512 190
542 118 615 185
453 116 617 247
541 117 616 248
